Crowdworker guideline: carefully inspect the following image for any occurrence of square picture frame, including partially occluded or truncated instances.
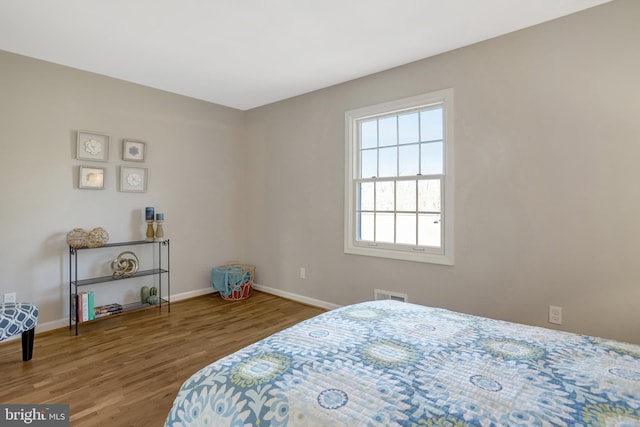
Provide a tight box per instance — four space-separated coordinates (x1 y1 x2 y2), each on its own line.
79 166 105 190
122 140 146 162
77 131 109 162
120 166 147 193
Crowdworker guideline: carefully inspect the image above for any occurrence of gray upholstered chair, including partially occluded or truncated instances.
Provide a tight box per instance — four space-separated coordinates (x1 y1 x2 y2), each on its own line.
0 303 39 361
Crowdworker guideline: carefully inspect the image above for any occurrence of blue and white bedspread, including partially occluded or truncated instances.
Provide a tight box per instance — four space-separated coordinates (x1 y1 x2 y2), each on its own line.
165 300 640 426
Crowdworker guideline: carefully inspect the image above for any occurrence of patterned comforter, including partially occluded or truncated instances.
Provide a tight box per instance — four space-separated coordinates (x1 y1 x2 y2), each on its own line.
165 300 640 426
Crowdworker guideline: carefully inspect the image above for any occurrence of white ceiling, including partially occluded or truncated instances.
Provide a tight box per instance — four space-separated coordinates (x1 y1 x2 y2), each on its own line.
0 0 610 110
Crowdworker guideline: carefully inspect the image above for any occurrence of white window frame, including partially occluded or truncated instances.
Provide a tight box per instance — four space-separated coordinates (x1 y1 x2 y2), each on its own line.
344 89 454 265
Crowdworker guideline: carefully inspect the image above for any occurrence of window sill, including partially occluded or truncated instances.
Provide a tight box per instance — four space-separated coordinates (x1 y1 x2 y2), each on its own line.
344 243 453 265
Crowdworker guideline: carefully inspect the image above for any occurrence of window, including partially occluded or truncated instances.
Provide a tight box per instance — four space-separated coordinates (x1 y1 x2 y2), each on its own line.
344 89 454 265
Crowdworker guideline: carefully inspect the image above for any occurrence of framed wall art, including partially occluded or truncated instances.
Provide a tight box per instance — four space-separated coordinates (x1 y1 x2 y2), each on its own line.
79 166 105 190
120 166 147 193
77 131 109 162
122 140 146 162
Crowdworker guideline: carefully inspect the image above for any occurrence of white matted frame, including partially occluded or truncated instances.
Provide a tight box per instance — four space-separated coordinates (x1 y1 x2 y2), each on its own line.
79 166 105 190
120 166 147 192
122 140 146 162
77 131 109 162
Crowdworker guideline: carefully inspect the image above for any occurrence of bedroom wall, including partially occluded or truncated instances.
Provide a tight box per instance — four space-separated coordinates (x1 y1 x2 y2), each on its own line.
0 51 246 330
244 0 640 344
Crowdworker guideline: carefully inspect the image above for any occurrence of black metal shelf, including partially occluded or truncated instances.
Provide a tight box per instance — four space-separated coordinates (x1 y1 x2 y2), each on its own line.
89 301 170 321
69 239 170 335
75 268 169 287
70 239 169 252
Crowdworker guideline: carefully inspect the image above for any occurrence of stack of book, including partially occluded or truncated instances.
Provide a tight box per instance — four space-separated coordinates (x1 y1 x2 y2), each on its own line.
72 292 124 321
94 303 123 318
72 291 94 322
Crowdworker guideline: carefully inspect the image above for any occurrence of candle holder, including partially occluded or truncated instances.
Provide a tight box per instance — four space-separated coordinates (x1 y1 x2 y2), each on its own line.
155 220 165 241
145 220 155 241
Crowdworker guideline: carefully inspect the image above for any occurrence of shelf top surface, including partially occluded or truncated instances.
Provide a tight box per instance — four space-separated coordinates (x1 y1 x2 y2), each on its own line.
71 239 169 250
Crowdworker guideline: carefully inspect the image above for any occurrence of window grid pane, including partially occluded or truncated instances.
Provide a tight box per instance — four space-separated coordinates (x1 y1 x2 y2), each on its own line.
355 177 441 248
359 212 374 241
418 179 441 213
398 112 419 144
378 146 397 177
396 180 416 211
354 103 445 250
359 106 443 180
418 214 441 247
376 212 394 243
420 108 443 142
420 141 443 175
358 182 374 211
396 213 417 245
361 120 378 149
378 116 397 147
399 144 419 176
375 181 394 211
361 149 377 178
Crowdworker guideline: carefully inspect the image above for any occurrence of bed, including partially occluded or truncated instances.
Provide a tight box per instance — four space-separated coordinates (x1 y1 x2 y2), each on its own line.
165 300 640 426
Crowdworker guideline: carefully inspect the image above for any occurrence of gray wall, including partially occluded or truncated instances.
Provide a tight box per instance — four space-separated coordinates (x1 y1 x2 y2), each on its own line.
1 0 638 344
244 0 640 343
0 52 246 328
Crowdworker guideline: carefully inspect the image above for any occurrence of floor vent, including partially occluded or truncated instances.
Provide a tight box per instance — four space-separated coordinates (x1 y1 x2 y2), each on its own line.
374 289 408 302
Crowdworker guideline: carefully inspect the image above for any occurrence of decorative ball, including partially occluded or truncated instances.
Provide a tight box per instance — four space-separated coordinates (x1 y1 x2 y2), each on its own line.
147 295 159 305
87 227 109 248
67 228 88 248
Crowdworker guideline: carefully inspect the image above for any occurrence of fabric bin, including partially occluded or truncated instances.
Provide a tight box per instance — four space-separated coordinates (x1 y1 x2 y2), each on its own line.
211 263 255 301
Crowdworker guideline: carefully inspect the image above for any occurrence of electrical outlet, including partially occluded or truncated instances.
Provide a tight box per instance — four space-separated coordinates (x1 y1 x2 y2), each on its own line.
3 292 17 303
549 305 562 325
299 267 306 279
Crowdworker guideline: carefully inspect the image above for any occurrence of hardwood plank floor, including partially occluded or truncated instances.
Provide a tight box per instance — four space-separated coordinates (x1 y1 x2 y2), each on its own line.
0 291 326 426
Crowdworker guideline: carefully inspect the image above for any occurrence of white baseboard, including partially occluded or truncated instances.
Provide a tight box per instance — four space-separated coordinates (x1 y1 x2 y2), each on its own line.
23 285 337 337
252 283 341 311
169 283 341 311
171 287 216 301
38 318 69 335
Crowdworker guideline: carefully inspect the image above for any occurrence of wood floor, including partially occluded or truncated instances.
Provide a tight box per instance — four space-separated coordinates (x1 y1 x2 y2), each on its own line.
0 291 326 426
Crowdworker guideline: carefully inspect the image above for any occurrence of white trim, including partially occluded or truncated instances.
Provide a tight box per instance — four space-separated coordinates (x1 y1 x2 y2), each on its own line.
170 287 216 301
35 318 69 334
344 89 454 265
252 284 341 311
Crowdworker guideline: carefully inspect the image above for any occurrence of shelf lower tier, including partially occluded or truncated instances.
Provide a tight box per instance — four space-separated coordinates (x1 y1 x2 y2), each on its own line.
74 269 168 287
75 299 169 323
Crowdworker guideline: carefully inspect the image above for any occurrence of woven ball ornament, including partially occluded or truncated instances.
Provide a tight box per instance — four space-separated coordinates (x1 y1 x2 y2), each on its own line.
87 227 109 248
66 228 89 248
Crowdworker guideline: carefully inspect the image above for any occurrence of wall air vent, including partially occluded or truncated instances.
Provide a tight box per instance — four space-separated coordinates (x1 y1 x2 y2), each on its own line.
374 289 408 302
